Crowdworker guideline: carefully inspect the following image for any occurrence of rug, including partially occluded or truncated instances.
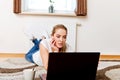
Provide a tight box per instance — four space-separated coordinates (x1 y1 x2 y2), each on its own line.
0 58 37 73
0 58 46 80
96 65 120 80
1 58 120 80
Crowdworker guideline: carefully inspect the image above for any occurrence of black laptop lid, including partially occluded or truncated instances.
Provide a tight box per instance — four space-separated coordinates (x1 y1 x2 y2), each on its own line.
46 52 100 80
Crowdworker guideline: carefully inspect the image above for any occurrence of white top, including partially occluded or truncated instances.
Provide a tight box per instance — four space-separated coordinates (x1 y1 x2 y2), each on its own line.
33 39 73 66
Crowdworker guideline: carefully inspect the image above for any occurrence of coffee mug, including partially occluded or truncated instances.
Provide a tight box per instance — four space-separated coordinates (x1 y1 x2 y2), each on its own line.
23 69 35 80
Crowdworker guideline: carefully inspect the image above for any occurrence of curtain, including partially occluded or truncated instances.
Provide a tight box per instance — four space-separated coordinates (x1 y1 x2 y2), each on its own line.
75 0 87 16
13 0 21 13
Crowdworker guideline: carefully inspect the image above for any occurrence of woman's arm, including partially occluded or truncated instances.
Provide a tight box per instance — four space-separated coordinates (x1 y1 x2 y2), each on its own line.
40 43 49 70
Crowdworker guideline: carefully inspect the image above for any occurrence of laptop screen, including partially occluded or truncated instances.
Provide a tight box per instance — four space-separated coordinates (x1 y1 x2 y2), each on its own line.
46 52 100 80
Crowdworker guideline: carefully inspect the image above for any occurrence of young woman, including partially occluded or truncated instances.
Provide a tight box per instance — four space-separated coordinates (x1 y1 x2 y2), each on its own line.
40 24 73 70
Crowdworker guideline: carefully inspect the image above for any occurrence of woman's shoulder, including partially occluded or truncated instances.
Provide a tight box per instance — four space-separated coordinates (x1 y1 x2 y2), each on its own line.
41 38 50 44
40 38 52 52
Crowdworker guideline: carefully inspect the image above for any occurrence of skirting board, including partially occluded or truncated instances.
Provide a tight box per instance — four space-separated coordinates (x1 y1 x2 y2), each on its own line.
0 53 25 58
100 55 120 60
0 53 120 60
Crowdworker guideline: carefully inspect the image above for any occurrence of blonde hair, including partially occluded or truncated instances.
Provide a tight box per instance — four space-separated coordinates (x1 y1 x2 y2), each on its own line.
51 24 68 52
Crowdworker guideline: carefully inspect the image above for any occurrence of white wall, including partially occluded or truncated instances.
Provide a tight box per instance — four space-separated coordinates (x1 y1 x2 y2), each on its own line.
0 0 120 55
77 0 120 54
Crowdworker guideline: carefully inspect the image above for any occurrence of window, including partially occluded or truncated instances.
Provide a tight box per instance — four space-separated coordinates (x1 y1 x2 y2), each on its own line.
14 0 87 16
24 0 76 12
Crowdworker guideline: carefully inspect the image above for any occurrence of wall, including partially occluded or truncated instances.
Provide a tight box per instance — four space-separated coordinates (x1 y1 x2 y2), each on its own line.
0 0 120 55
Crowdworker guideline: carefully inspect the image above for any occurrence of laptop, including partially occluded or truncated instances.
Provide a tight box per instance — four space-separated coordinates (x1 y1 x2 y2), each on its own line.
46 52 100 80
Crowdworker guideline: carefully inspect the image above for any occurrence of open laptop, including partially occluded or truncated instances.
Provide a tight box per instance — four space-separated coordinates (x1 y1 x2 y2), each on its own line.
46 52 100 80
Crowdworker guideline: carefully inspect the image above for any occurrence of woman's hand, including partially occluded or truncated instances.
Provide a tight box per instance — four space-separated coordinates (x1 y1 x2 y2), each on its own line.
50 38 59 52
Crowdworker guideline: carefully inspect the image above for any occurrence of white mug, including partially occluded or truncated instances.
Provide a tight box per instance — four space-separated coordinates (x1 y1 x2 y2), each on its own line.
23 69 35 80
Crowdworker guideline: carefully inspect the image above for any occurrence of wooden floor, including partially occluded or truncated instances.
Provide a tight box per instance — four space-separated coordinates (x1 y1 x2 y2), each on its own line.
1 53 120 60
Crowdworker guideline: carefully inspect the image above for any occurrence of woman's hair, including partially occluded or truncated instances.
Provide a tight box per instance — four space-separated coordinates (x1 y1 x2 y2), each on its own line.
51 24 68 52
51 24 67 36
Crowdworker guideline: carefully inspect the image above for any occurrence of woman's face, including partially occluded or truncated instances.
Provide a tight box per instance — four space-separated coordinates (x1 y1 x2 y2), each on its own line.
52 29 67 48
